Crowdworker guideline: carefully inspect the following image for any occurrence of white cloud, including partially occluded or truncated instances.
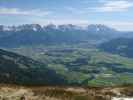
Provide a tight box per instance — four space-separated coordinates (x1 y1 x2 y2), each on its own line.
87 20 133 31
108 21 133 31
0 7 51 16
30 18 89 26
64 7 89 14
91 0 133 12
65 0 133 14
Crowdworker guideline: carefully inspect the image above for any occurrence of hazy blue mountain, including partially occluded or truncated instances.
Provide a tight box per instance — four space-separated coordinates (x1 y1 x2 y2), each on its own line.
0 24 127 47
99 37 133 58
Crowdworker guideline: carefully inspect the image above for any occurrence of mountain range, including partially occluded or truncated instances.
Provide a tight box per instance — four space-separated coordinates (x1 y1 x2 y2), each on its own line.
0 24 130 47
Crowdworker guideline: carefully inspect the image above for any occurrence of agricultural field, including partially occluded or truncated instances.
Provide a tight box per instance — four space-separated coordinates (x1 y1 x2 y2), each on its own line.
10 45 133 86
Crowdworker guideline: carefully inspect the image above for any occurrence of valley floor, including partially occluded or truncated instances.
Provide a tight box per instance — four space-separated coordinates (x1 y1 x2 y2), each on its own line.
0 84 133 100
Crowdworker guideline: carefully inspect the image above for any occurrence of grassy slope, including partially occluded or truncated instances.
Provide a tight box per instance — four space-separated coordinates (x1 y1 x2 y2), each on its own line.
0 84 133 100
0 49 67 85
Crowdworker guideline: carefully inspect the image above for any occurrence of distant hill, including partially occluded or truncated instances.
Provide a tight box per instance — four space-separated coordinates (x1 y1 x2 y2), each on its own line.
0 49 66 85
99 38 133 58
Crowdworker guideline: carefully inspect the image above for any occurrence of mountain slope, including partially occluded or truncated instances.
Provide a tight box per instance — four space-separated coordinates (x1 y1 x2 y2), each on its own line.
99 38 133 58
0 49 66 85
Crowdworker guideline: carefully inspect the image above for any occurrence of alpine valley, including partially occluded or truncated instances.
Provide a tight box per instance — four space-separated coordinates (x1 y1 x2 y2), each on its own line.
0 24 133 87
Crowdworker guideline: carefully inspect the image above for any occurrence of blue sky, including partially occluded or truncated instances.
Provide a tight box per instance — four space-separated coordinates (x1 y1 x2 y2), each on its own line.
0 0 133 31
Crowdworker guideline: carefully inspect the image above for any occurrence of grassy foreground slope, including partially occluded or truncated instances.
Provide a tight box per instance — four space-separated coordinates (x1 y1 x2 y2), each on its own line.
0 49 66 85
0 84 133 100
